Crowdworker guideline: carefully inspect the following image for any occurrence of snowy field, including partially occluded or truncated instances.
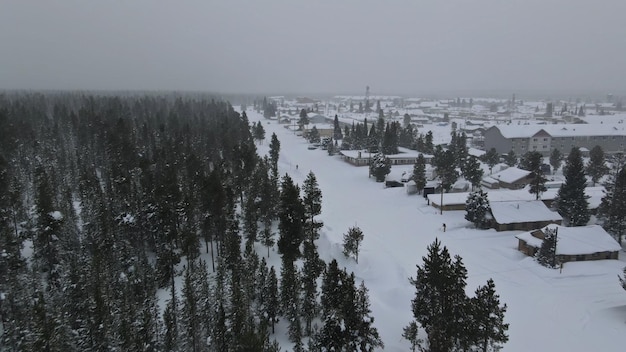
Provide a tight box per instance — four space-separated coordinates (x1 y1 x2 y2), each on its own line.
244 109 626 351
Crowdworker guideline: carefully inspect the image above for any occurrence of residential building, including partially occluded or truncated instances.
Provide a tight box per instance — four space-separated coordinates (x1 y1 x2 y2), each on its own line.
483 124 626 156
515 225 620 262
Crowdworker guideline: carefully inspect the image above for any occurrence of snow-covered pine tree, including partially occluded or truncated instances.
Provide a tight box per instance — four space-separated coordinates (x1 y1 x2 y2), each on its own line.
556 147 590 226
481 147 500 173
587 145 609 186
353 280 384 351
408 238 470 352
163 293 181 352
465 189 492 229
504 150 517 167
433 147 459 192
412 154 427 193
280 260 302 344
278 174 305 261
301 239 324 336
402 321 421 352
263 266 280 334
550 148 563 174
302 171 323 242
536 227 559 268
342 225 365 263
619 266 626 291
269 133 281 177
333 114 343 140
469 278 509 352
520 151 548 200
598 163 626 244
463 155 484 190
369 152 391 182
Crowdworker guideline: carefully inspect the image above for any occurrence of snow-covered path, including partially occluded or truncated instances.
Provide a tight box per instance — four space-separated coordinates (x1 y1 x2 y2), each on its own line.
248 110 626 351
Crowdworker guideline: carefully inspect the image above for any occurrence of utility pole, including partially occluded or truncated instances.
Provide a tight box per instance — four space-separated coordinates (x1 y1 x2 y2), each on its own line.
439 176 444 215
552 227 558 268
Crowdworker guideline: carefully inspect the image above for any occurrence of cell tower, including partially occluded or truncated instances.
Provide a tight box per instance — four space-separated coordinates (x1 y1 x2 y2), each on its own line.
365 85 370 113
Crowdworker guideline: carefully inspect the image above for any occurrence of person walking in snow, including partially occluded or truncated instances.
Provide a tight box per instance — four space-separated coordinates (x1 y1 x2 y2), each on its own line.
442 223 446 232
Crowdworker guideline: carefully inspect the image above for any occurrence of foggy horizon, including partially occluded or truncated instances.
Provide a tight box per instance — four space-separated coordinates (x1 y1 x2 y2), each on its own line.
2 1 626 98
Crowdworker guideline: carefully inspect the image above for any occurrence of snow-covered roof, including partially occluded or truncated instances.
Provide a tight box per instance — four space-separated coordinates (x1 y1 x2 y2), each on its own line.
340 148 433 160
515 225 621 255
490 201 562 224
490 167 531 184
427 186 606 208
492 123 626 139
468 148 486 157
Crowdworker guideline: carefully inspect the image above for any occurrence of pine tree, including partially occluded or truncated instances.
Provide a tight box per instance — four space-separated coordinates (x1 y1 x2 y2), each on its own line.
269 133 281 177
163 294 180 352
504 150 517 167
470 279 509 352
180 264 201 352
342 226 365 263
619 266 626 291
556 148 590 226
463 155 484 190
301 239 324 336
278 174 305 261
353 280 384 351
369 152 391 182
333 114 343 140
481 147 500 173
33 166 62 282
424 131 434 154
520 151 548 200
280 260 302 344
598 161 626 244
403 321 421 352
298 108 309 128
433 147 459 192
302 171 323 242
549 148 563 174
412 154 427 193
536 227 559 268
263 266 280 334
587 145 609 186
260 227 275 258
308 125 321 143
465 190 492 229
409 239 471 352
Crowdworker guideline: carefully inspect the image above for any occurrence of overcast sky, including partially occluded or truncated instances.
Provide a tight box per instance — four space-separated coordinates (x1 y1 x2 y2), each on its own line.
2 0 625 96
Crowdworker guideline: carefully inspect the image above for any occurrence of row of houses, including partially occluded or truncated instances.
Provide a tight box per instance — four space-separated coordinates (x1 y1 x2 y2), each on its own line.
425 187 620 263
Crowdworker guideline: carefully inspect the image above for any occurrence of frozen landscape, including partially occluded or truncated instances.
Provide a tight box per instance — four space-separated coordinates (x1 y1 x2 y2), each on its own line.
241 108 626 351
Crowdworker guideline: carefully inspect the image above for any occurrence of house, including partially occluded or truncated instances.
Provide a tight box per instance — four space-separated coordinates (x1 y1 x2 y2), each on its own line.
339 147 433 167
426 186 606 213
302 123 334 139
483 124 626 156
515 225 621 262
486 167 532 190
489 201 562 231
306 113 330 124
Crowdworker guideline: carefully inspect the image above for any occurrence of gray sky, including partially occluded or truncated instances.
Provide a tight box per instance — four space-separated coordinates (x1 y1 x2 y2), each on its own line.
2 0 625 96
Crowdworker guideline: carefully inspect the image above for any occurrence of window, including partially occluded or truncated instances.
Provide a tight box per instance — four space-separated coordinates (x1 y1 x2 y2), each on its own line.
533 138 538 142
543 138 548 141
543 145 547 149
533 145 537 150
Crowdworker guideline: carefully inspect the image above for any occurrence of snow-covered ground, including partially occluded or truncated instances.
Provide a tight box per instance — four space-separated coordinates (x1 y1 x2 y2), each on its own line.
246 109 626 351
